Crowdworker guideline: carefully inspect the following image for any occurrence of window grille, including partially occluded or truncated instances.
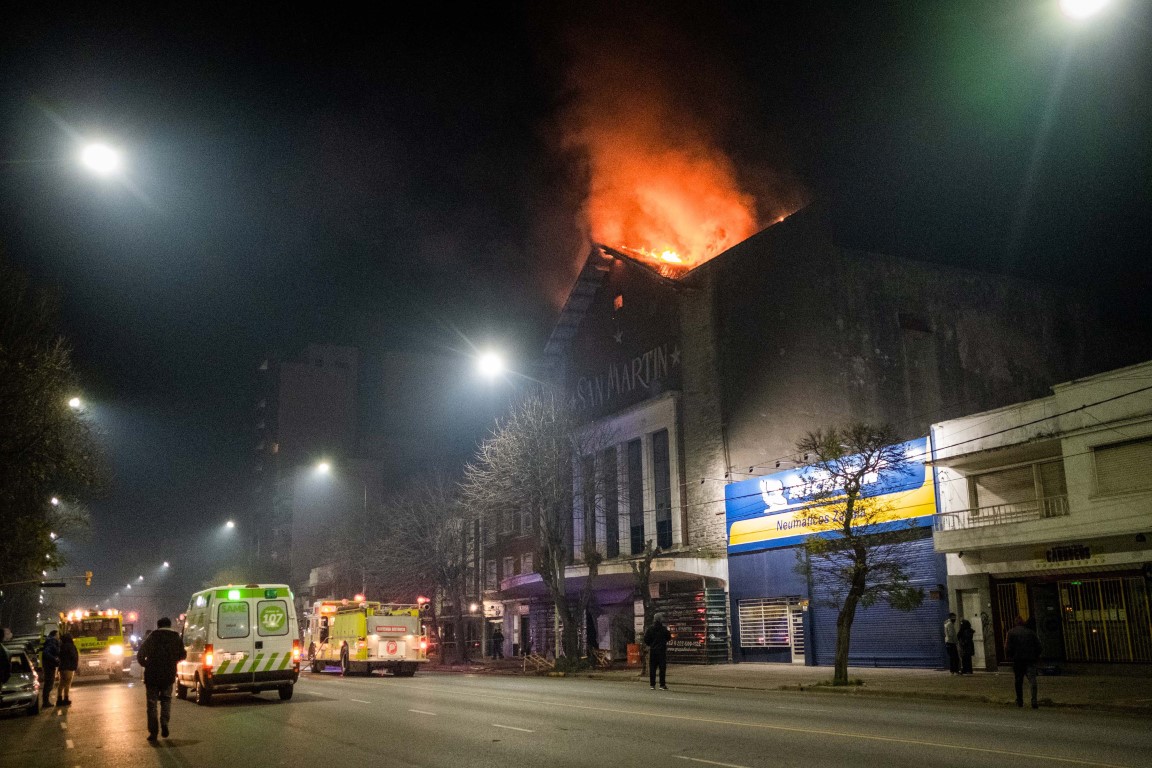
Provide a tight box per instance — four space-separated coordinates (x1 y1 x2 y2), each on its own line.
738 596 801 648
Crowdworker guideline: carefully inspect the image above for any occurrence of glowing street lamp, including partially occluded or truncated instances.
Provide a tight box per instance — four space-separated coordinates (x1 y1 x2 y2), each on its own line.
1060 0 1109 19
477 351 504 380
315 461 331 475
225 520 236 529
79 142 122 176
68 397 83 410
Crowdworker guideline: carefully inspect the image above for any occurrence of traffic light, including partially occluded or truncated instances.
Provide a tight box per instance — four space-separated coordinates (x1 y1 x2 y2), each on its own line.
84 570 93 586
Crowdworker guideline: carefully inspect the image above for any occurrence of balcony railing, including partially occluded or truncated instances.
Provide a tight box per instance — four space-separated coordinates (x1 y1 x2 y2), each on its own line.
933 494 1070 532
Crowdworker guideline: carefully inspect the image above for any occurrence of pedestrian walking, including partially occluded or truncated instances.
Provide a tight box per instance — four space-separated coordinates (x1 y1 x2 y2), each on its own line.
0 627 12 687
943 613 960 675
40 630 60 709
644 613 672 691
1005 616 1043 709
136 617 187 741
492 626 504 659
957 618 975 675
57 633 79 706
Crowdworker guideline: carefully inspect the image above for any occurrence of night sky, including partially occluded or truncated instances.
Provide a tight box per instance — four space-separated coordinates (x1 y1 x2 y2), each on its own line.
2 2 1149 611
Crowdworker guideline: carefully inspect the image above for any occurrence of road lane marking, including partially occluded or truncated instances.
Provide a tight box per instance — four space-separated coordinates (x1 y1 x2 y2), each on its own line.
349 698 372 704
401 687 1136 768
408 709 437 716
491 724 534 733
675 757 751 768
955 719 1030 729
65 739 74 749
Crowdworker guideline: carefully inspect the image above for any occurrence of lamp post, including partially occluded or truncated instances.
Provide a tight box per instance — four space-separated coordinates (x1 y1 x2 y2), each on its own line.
315 460 371 595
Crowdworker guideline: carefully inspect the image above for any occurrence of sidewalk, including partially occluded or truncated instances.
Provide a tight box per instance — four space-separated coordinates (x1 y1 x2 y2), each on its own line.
428 659 1152 715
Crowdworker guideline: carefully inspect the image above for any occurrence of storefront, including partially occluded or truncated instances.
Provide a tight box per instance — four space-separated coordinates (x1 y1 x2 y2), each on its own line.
724 437 949 667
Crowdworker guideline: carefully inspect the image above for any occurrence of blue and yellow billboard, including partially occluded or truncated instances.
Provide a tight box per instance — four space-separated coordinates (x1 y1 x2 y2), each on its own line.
725 437 935 554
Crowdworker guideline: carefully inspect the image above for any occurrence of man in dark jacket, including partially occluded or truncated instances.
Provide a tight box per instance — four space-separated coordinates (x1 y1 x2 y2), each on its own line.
137 617 187 741
1005 616 1043 709
643 613 672 690
0 627 12 686
40 630 60 708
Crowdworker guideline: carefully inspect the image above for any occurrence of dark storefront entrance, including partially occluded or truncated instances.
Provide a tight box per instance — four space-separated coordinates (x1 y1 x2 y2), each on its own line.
994 573 1152 663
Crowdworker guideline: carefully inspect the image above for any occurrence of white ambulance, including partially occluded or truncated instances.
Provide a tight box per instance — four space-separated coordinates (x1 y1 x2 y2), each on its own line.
176 584 301 705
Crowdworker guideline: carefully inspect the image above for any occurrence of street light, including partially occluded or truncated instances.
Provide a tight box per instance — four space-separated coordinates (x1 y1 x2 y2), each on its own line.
1060 0 1109 19
79 142 122 176
225 520 236 529
68 397 83 410
477 351 505 380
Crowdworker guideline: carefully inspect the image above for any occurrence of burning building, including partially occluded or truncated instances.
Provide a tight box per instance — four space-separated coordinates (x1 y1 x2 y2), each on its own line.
484 200 1139 668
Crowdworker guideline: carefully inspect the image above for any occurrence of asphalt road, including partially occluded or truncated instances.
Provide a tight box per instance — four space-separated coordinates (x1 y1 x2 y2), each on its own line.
2 669 1150 768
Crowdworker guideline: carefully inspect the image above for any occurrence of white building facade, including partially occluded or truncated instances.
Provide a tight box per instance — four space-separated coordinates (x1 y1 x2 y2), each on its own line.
930 360 1152 670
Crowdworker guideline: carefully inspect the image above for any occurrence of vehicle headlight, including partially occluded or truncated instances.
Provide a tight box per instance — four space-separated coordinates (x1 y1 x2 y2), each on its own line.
109 644 124 656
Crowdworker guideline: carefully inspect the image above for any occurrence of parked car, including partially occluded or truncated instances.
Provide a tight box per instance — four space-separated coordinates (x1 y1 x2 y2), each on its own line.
1 648 41 717
8 635 44 678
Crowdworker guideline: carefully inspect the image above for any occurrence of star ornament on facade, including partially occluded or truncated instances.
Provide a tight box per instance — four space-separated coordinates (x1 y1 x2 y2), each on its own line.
670 346 681 366
613 329 623 344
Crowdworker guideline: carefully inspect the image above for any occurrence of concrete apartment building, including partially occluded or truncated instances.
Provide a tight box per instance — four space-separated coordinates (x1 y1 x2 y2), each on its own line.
931 359 1152 670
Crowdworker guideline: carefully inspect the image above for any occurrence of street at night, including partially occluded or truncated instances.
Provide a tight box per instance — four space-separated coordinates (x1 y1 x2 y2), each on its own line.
3 669 1151 768
4 2 1152 761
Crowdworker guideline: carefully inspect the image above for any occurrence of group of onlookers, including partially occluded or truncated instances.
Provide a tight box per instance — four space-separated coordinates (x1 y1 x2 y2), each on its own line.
944 611 1044 708
1 627 79 708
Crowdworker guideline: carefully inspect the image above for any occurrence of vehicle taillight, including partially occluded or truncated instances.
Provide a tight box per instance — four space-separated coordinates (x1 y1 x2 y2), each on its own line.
292 640 301 662
204 644 214 670
419 640 428 650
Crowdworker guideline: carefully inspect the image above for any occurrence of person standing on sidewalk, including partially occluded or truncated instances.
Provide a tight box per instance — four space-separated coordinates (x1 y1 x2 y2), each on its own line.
492 626 504 659
1006 616 1043 709
644 613 672 690
56 634 79 706
943 613 960 675
40 630 60 709
957 619 976 675
136 617 186 741
0 627 12 687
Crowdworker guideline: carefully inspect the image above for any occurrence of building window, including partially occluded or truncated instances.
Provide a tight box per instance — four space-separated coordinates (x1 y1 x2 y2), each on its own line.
521 552 533 574
968 459 1068 519
503 556 515 579
653 429 672 549
485 560 497 591
580 454 597 556
614 293 624 311
603 447 619 558
521 508 533 535
1094 437 1152 496
627 439 645 555
738 597 801 648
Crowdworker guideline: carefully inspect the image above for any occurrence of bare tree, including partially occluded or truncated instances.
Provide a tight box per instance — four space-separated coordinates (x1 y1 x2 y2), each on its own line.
630 539 660 672
373 478 470 664
462 386 610 660
792 423 925 685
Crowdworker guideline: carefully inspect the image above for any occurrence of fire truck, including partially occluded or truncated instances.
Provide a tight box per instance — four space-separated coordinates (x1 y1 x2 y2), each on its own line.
303 599 428 677
57 608 133 680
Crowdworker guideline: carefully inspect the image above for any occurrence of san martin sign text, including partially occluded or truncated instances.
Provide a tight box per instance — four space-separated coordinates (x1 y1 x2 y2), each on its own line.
572 344 681 410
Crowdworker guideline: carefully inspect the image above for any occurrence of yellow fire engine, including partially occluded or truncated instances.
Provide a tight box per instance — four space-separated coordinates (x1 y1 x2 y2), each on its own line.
303 599 428 677
57 609 133 680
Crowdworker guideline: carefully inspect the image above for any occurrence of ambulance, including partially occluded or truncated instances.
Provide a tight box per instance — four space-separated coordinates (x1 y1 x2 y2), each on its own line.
302 599 428 677
176 584 301 705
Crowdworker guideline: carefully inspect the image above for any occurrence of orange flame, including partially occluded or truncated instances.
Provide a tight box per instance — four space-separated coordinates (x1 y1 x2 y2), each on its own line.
561 41 760 274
